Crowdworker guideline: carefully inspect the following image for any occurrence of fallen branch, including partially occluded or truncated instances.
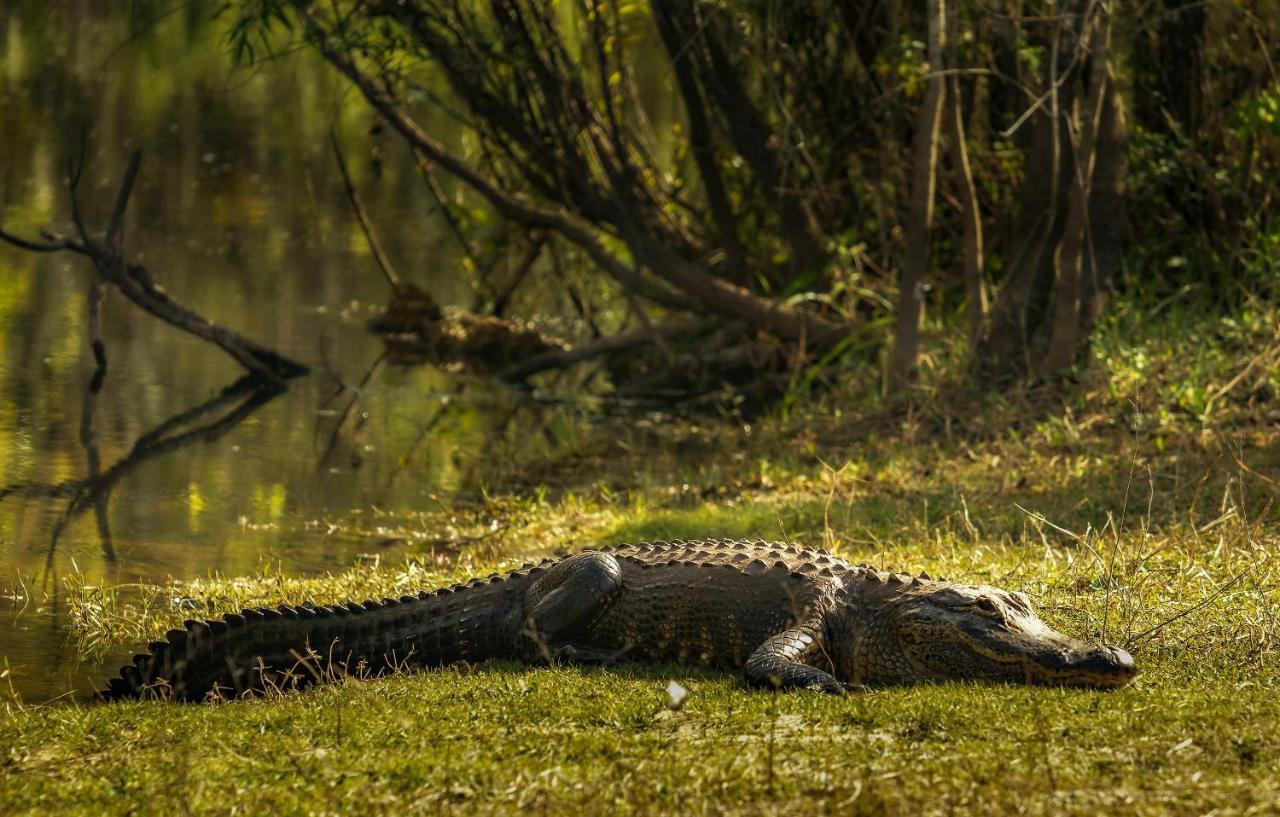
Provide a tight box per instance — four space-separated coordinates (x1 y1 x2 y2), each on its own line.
0 150 308 383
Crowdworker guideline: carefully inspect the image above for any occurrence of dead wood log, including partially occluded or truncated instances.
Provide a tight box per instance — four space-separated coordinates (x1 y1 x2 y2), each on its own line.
370 282 569 371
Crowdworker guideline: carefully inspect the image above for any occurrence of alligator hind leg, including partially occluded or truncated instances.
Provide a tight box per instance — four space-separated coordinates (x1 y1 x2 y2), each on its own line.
744 626 851 694
523 552 623 661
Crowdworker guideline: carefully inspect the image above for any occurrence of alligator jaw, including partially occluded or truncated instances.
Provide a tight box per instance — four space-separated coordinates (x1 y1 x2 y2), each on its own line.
967 637 1138 690
1020 645 1137 690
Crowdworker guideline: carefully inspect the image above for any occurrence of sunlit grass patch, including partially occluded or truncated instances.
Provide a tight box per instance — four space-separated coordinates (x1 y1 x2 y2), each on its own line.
3 656 1278 815
5 296 1280 814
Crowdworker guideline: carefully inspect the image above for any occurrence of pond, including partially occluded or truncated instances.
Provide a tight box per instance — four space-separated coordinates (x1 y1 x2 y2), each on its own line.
0 4 603 701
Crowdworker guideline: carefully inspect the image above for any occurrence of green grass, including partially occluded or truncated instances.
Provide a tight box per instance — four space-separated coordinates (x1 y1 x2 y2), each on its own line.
4 298 1280 815
3 659 1278 815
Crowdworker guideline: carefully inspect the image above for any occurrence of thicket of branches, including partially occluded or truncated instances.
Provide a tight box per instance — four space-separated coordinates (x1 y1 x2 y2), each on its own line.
231 0 1280 404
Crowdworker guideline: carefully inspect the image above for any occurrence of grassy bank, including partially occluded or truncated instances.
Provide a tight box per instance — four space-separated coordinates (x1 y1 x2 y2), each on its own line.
3 298 1280 815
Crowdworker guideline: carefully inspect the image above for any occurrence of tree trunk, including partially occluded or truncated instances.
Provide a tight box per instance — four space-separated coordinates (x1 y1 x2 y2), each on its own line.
976 4 1086 378
1043 13 1111 375
1134 0 1205 142
944 4 986 348
1080 72 1128 336
890 0 947 387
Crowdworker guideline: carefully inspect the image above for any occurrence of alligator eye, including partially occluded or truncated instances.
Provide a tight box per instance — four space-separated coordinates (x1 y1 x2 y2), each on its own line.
972 597 1001 616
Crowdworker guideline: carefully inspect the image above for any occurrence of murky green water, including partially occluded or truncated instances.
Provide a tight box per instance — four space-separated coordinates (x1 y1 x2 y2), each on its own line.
0 4 586 700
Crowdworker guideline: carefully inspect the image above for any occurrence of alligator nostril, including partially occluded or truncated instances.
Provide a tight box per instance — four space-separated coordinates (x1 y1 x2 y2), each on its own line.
1107 647 1136 673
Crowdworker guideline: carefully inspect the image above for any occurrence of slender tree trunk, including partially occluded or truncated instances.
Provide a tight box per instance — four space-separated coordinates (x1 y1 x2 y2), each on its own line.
976 3 1085 378
1080 69 1128 336
890 0 947 387
944 5 986 348
1043 24 1109 375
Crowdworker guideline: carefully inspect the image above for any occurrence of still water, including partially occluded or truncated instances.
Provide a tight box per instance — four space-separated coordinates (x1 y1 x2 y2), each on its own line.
0 4 596 700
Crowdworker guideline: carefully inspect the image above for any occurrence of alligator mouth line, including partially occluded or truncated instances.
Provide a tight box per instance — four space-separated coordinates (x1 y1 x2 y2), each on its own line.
949 627 1138 690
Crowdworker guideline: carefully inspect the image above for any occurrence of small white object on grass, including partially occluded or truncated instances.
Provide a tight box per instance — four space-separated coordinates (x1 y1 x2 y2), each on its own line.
667 680 688 710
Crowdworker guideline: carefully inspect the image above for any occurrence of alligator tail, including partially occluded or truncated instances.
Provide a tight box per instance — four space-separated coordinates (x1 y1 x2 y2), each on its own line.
97 566 541 702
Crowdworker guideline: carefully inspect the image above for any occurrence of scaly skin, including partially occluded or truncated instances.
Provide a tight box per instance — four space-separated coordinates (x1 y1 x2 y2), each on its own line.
99 539 1137 701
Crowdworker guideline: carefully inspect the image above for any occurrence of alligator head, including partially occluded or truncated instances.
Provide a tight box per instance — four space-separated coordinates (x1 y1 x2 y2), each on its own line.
847 579 1137 690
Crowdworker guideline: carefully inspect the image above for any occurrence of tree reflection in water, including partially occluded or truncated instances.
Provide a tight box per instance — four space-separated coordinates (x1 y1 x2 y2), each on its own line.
0 375 285 564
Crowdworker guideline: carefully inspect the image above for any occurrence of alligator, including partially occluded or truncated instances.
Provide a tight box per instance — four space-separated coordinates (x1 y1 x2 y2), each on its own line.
100 539 1137 701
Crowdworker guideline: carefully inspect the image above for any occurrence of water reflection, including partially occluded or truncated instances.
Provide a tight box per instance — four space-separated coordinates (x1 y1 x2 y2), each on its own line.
0 374 285 564
0 2 560 700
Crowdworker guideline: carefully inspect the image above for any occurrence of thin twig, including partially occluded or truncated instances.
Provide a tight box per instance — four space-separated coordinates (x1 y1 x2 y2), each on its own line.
1125 559 1269 647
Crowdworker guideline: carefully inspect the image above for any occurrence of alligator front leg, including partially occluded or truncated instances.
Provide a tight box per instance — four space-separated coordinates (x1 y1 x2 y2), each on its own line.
744 625 850 694
522 552 623 661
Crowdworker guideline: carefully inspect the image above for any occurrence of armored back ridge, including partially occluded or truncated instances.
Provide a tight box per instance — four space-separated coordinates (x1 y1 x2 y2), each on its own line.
101 540 1136 701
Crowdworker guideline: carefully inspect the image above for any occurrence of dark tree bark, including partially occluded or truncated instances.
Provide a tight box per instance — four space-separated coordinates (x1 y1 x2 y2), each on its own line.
890 0 947 387
0 152 309 384
1044 16 1111 375
1080 77 1129 336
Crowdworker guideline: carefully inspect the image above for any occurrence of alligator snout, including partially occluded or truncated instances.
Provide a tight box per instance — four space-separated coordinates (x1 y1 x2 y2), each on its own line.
1043 644 1137 689
1091 645 1137 686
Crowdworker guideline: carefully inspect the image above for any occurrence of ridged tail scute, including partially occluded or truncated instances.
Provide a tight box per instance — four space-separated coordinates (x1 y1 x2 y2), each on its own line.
97 594 425 702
